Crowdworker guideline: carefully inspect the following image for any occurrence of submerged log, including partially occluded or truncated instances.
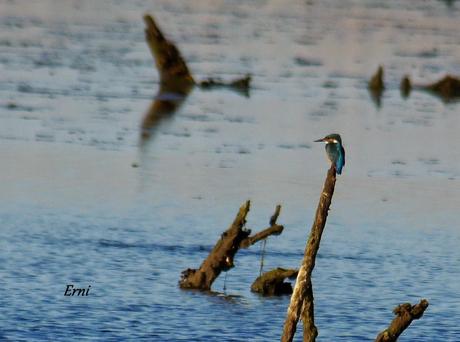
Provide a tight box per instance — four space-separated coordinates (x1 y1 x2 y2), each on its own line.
368 65 385 107
425 75 460 100
400 75 411 98
375 299 429 342
281 165 337 342
251 268 298 296
369 65 385 91
179 201 284 291
399 74 460 102
199 74 252 97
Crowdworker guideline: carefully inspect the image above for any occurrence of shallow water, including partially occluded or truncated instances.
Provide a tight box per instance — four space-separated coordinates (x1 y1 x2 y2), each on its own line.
1 0 460 341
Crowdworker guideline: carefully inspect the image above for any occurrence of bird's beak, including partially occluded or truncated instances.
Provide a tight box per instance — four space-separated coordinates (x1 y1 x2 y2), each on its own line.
314 138 325 142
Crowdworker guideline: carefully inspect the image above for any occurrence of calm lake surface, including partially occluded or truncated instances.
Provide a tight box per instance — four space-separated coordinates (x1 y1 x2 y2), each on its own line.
1 0 459 340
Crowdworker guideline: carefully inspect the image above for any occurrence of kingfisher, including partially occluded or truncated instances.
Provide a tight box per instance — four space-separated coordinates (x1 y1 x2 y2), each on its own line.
314 133 345 174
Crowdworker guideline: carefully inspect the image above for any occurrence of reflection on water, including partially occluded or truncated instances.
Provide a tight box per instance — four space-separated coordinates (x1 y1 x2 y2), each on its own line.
141 82 193 143
1 0 460 341
140 14 250 145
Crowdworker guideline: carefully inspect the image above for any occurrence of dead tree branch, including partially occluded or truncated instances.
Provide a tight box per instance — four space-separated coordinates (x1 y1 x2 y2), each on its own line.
281 165 337 342
179 201 284 291
375 299 429 342
240 205 283 248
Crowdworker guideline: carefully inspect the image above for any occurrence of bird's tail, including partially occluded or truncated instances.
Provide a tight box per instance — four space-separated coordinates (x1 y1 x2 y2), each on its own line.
336 164 342 175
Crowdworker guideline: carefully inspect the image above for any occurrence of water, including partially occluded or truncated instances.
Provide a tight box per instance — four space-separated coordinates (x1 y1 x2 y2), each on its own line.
1 0 460 340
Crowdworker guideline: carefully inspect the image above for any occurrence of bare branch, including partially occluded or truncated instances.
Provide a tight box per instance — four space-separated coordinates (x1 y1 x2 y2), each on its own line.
375 299 429 342
281 166 337 342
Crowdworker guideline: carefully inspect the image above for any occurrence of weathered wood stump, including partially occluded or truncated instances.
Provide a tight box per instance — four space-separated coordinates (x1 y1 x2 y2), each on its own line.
179 201 284 291
399 74 460 102
369 65 385 91
375 299 429 342
281 165 337 342
368 65 385 107
251 268 298 296
400 75 411 98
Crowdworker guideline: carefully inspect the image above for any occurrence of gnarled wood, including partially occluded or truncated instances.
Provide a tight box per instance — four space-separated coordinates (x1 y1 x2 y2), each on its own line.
179 201 284 291
281 166 337 342
375 299 429 342
251 268 298 296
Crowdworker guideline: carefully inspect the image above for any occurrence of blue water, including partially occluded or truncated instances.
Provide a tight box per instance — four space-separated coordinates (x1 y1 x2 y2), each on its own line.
1 0 460 341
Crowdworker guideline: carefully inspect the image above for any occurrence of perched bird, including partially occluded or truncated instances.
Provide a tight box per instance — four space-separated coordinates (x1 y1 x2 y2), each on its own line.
314 133 345 174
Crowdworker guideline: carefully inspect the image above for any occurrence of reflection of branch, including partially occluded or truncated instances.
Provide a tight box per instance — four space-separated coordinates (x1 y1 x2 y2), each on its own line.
281 166 337 342
141 14 195 142
140 83 193 141
375 299 429 342
143 14 251 95
141 14 252 143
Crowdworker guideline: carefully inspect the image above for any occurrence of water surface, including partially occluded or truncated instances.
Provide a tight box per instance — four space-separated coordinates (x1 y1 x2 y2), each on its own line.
1 0 459 341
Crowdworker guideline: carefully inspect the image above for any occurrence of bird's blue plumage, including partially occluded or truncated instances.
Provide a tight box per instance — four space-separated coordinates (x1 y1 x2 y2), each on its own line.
315 133 345 174
325 142 345 174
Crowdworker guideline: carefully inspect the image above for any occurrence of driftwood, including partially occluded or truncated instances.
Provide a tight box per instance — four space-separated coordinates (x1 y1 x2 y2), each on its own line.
375 299 429 342
179 201 284 291
400 74 460 102
400 75 411 99
369 65 385 91
368 65 385 107
199 74 252 97
281 165 337 342
141 14 251 141
251 268 298 296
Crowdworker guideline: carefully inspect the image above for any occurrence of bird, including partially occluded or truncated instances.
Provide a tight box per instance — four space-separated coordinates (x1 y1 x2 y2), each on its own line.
314 133 345 174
